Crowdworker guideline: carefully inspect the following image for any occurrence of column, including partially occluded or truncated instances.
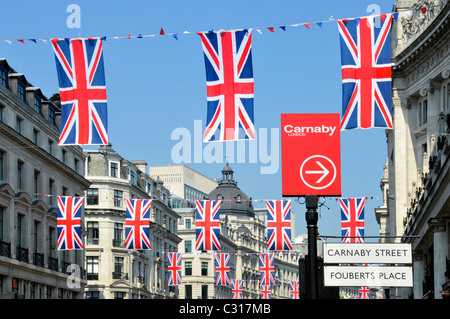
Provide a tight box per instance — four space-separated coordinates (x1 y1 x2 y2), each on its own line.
428 218 448 299
412 250 424 299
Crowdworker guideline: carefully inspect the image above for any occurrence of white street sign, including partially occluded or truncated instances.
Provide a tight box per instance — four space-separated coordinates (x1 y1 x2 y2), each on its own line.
324 266 413 287
323 243 412 264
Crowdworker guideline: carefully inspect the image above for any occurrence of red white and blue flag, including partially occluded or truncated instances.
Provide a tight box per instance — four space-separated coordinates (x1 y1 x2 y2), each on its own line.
359 286 370 299
57 196 84 250
51 38 108 145
290 281 300 299
199 30 255 142
124 199 152 249
266 200 293 251
338 14 393 130
339 197 366 243
259 253 275 286
215 253 232 286
195 200 221 251
260 285 271 299
167 252 183 286
231 279 243 299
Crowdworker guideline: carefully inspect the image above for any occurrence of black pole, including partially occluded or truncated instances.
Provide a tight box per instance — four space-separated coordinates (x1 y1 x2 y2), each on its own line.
305 195 318 299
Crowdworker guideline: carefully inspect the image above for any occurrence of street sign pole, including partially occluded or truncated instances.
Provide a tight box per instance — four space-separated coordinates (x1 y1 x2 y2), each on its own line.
305 195 318 299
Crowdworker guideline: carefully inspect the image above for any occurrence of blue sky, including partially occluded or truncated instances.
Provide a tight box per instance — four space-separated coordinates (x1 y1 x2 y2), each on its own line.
0 0 397 242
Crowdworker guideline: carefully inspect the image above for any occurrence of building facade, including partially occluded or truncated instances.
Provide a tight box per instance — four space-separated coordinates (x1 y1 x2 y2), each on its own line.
0 59 90 299
377 0 450 299
176 164 299 299
83 145 182 299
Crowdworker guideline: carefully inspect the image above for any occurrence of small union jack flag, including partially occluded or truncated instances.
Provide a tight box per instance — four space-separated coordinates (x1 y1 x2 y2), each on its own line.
339 197 365 243
338 14 393 130
124 199 152 249
195 200 221 251
231 279 243 299
215 253 232 286
167 252 182 286
290 281 300 299
51 38 108 145
259 253 275 286
266 200 293 251
57 196 84 250
260 285 271 299
199 30 255 142
359 286 370 299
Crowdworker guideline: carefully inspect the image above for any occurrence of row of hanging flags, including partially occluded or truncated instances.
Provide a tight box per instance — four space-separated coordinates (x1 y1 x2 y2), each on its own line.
32 11 402 146
57 196 370 298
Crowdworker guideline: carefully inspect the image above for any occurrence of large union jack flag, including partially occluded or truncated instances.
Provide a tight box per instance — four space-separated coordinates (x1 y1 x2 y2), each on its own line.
51 38 108 145
259 253 275 286
167 252 182 286
215 253 232 286
338 14 393 130
199 30 255 142
124 199 152 249
266 200 293 251
57 196 84 250
290 281 300 299
195 200 221 251
339 197 366 243
231 279 243 299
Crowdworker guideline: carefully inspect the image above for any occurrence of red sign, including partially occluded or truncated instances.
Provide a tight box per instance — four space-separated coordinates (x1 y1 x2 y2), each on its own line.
281 113 341 197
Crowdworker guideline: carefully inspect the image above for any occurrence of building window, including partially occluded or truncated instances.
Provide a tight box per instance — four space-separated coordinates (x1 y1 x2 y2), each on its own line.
110 162 118 178
129 169 136 184
48 105 56 125
87 256 99 280
113 223 123 247
74 158 79 173
114 257 124 278
201 262 208 276
185 261 192 276
17 82 25 102
17 161 23 190
0 206 4 241
185 240 192 253
0 67 7 87
87 221 99 245
34 95 42 114
0 151 4 181
419 99 428 126
48 140 54 156
114 190 122 207
15 117 22 133
185 218 191 229
33 129 39 145
86 188 99 205
185 285 192 299
86 291 99 299
0 105 3 122
62 150 67 164
33 170 40 200
114 292 125 299
48 179 54 206
201 285 208 299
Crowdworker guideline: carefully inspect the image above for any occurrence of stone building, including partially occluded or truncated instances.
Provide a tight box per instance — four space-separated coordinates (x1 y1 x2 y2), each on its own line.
176 164 299 299
0 58 90 298
83 145 182 299
377 0 450 299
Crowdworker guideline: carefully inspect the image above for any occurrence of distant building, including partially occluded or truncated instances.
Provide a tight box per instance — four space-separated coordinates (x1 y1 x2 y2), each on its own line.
0 58 90 299
148 164 218 208
377 0 450 299
176 164 299 299
83 145 182 299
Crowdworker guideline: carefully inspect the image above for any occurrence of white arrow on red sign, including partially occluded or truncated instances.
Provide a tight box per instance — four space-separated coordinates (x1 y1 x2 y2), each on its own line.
305 161 329 183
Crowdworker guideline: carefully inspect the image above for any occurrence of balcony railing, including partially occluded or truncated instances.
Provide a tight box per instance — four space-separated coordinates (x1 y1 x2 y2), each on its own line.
33 252 44 267
16 246 28 263
112 272 128 280
112 239 124 248
0 240 11 258
48 256 58 271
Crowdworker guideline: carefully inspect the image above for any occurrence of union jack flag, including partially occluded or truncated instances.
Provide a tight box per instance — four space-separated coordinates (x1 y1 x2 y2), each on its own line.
259 253 275 286
339 197 366 243
124 199 152 249
51 38 108 145
266 200 293 251
231 279 243 299
290 281 300 299
199 30 255 142
260 285 271 299
57 196 84 250
195 200 221 251
167 252 182 286
215 253 232 286
338 14 393 130
359 286 370 299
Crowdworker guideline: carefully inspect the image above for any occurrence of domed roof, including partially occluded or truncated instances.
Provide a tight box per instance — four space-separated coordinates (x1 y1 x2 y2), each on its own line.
207 163 254 217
